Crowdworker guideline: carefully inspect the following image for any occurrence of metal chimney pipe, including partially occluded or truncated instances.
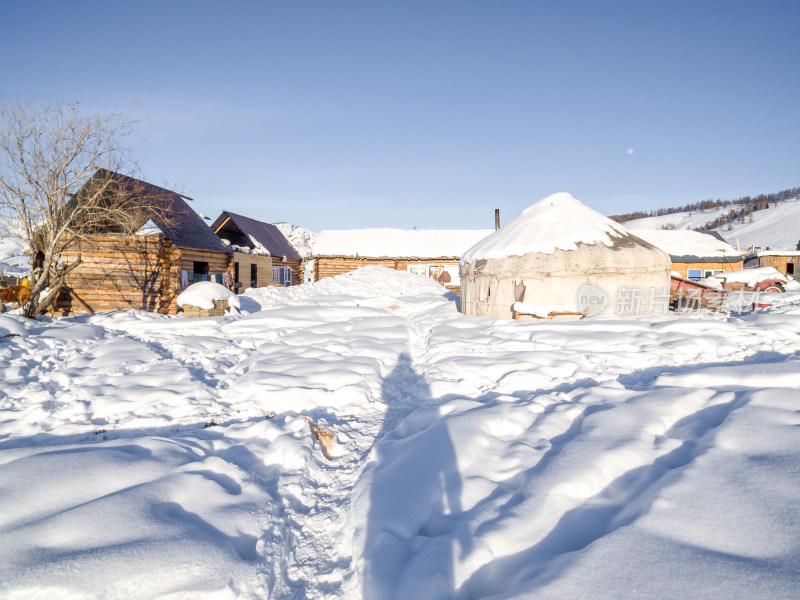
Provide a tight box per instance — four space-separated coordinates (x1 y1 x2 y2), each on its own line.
495 209 500 230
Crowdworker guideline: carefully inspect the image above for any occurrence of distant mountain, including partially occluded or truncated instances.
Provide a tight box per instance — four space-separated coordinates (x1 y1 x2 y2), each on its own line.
273 222 318 259
625 198 800 252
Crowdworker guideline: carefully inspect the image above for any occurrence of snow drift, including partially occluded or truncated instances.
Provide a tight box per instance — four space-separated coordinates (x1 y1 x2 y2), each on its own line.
1 266 799 599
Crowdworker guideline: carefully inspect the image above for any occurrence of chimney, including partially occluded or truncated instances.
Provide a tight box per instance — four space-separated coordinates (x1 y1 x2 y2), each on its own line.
495 209 500 230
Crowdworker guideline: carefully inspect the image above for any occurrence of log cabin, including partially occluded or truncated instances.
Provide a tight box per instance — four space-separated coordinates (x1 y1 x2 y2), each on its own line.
210 211 303 289
312 228 493 295
744 250 800 282
49 170 233 316
630 229 743 281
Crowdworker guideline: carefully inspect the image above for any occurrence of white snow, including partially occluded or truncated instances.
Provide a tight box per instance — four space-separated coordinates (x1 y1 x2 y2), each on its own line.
702 266 800 290
624 209 733 232
176 281 241 310
0 314 27 337
274 222 318 260
631 228 741 258
1 265 800 599
314 228 492 258
461 192 632 262
0 218 29 277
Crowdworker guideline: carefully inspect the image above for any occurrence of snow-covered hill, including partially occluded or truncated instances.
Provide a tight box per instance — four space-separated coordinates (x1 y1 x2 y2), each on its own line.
273 222 318 259
625 198 800 251
1 266 799 598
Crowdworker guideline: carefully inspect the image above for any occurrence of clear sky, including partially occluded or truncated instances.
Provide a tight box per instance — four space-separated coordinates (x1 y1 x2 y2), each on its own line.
2 1 798 231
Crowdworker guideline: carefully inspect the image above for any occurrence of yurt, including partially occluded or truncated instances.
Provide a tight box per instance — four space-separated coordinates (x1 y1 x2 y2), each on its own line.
459 193 672 319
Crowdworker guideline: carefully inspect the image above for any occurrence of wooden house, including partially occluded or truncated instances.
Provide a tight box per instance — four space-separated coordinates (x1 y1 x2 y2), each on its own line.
312 228 493 295
631 229 743 280
50 170 233 316
211 211 302 289
744 250 800 281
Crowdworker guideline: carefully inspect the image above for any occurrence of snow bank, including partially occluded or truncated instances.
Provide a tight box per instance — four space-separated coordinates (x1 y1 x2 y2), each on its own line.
176 281 241 310
2 266 800 599
0 315 26 337
461 192 633 262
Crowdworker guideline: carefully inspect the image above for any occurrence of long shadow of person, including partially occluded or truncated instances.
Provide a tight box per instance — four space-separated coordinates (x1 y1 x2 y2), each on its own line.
358 353 468 600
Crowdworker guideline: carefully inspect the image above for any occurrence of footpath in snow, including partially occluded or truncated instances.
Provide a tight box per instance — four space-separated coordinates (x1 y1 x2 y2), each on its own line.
1 267 799 599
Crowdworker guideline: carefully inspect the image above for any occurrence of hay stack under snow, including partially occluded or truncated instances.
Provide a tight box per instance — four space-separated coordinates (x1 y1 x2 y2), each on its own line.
459 193 671 319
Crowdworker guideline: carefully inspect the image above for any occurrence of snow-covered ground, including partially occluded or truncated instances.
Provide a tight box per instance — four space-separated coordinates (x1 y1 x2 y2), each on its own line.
625 198 800 251
0 218 28 278
1 267 799 599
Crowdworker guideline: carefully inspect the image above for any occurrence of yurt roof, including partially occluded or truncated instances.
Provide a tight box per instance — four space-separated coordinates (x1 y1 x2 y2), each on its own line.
313 228 493 259
461 192 641 262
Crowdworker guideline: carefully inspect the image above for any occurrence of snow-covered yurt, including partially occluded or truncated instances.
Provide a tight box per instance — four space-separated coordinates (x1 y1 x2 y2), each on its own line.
459 193 672 319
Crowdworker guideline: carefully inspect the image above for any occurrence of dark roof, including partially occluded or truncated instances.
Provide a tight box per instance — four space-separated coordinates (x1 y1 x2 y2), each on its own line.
668 254 742 264
86 170 231 253
705 230 728 243
211 211 301 260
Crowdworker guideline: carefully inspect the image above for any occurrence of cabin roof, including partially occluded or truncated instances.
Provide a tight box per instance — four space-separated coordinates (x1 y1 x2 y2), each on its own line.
211 211 301 260
84 170 231 254
631 229 742 263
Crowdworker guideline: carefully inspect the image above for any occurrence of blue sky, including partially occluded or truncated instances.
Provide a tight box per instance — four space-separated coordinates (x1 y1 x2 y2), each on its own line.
2 1 798 231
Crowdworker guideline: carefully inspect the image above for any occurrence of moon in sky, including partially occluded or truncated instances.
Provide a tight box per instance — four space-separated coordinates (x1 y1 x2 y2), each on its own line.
627 148 634 155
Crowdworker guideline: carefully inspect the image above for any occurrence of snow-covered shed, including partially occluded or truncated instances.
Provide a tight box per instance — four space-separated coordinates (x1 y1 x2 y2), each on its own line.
459 193 672 319
211 211 302 289
312 228 492 294
631 229 743 280
744 250 800 282
52 170 233 316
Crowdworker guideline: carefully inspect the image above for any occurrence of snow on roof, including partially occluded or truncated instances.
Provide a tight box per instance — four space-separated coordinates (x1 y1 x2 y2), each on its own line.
313 228 493 259
748 250 800 257
461 192 637 262
631 229 742 260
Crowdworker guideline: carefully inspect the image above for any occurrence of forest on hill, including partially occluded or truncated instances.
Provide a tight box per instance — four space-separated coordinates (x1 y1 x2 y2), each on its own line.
610 186 800 231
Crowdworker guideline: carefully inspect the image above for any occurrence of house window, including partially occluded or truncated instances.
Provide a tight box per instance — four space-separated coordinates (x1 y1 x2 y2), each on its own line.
272 266 292 286
704 270 723 278
687 269 702 281
193 261 209 282
407 265 428 277
787 263 795 276
234 262 240 284
250 264 258 288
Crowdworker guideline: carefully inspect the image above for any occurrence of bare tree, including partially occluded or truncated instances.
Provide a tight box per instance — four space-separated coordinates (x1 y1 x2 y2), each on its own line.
0 100 145 316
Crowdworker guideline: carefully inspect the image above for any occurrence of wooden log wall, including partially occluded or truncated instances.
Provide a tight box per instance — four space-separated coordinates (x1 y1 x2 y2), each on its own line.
284 258 303 286
313 256 463 295
231 252 273 288
753 255 799 277
51 234 233 316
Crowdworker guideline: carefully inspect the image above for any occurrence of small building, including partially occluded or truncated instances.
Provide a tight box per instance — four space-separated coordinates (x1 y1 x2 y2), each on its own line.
631 229 743 280
312 228 493 295
52 170 233 316
211 211 302 289
459 193 672 319
744 250 800 282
